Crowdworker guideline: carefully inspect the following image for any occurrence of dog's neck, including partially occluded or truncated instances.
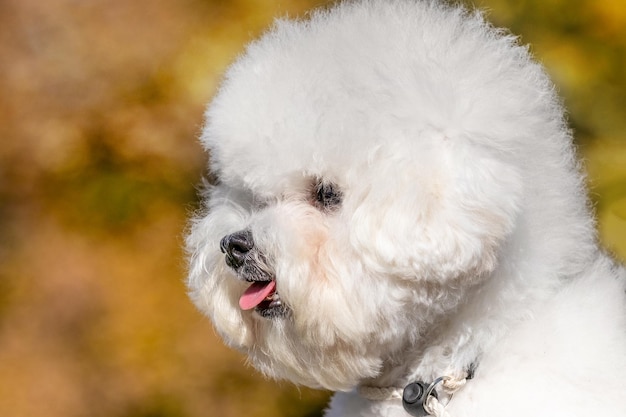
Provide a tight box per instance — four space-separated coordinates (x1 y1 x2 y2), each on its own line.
360 279 487 392
355 244 574 405
354 307 486 417
355 260 530 404
355 332 478 417
357 327 480 396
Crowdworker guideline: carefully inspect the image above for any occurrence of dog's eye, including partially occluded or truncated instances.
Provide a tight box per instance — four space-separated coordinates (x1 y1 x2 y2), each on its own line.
312 180 342 211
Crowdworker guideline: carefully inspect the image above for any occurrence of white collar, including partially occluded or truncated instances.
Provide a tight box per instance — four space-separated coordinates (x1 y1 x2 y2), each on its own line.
356 365 476 417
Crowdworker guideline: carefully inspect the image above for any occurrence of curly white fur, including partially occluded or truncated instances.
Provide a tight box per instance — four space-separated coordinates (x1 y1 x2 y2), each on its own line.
185 1 626 416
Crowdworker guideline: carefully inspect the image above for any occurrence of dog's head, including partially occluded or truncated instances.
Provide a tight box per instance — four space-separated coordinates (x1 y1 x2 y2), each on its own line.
186 0 558 390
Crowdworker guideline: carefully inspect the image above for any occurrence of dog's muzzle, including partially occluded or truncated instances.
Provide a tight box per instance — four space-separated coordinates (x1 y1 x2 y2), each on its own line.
220 230 289 318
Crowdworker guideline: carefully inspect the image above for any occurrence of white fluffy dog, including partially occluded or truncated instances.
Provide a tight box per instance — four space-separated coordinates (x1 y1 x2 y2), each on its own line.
185 1 626 416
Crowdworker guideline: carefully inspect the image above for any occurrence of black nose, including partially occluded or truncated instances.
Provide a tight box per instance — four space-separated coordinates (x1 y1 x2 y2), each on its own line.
220 230 254 269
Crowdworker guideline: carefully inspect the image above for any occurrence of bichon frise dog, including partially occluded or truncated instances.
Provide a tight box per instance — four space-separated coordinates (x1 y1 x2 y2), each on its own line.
185 1 626 416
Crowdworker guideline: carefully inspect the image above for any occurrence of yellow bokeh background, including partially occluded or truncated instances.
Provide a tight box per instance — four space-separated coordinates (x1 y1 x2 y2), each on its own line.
0 1 624 417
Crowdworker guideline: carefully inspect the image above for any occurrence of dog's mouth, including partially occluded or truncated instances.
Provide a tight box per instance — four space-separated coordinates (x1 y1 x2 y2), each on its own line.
239 279 289 318
219 231 289 318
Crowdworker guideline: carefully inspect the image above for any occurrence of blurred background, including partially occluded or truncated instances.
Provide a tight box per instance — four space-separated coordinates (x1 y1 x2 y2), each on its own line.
0 0 624 416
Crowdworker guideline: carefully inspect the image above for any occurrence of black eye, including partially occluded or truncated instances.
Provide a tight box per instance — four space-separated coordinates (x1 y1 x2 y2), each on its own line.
313 180 342 211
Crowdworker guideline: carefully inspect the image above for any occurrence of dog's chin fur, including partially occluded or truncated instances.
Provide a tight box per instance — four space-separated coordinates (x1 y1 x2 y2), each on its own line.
186 1 626 415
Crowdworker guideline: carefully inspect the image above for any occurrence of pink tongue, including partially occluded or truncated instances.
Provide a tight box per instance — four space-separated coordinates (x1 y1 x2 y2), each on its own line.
239 281 276 310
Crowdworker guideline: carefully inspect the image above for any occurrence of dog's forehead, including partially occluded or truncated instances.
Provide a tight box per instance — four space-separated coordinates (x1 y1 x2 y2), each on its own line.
202 11 443 188
201 1 547 193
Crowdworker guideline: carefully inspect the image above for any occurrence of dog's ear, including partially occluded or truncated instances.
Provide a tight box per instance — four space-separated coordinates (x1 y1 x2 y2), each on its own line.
347 134 522 282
